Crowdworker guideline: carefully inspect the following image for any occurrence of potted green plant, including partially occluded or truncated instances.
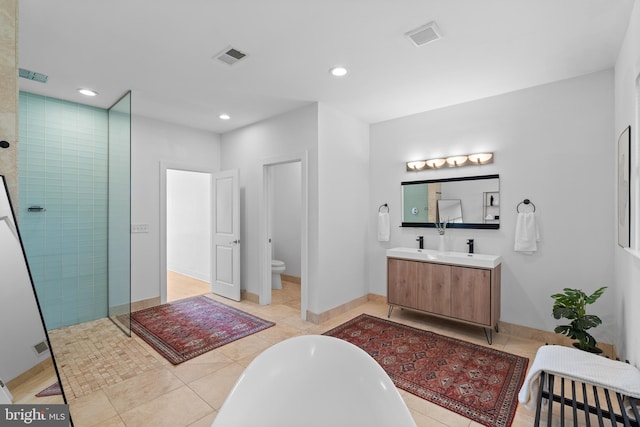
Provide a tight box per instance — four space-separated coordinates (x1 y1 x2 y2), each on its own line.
551 286 607 353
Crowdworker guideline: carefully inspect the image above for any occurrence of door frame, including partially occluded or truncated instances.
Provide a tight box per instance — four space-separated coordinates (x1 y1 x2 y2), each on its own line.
259 152 309 320
159 161 216 304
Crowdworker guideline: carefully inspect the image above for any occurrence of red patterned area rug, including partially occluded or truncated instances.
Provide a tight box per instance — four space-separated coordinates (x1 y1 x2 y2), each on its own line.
36 382 61 397
323 314 528 427
130 296 275 365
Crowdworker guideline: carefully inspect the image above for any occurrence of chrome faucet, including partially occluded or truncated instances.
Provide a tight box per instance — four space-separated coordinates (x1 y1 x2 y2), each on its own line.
466 239 474 254
416 235 424 249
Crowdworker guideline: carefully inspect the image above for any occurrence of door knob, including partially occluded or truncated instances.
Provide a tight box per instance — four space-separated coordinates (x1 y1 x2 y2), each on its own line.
231 239 240 244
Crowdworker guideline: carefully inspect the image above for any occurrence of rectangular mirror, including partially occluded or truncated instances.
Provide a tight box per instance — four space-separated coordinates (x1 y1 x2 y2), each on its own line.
401 174 500 229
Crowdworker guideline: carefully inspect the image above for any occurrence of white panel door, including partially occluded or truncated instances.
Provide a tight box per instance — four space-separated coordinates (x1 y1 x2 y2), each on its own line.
212 169 241 301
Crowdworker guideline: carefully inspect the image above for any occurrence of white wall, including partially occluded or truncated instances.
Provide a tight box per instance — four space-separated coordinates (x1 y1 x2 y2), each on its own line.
221 104 319 299
221 103 370 315
316 104 370 313
131 115 221 302
272 162 302 277
613 0 640 365
167 169 211 282
369 70 615 343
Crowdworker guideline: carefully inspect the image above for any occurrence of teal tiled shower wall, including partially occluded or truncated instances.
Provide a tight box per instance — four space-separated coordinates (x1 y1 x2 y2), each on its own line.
18 92 108 330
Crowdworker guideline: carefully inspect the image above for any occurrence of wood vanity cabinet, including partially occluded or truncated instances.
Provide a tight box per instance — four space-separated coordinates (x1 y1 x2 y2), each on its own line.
387 257 501 341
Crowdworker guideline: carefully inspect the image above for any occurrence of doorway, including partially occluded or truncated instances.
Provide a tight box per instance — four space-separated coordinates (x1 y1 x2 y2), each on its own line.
166 169 211 302
269 161 302 309
160 162 215 304
260 152 309 320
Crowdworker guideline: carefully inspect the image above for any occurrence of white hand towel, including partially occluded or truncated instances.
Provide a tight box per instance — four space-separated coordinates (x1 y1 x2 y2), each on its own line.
377 212 390 242
514 212 539 254
518 345 640 412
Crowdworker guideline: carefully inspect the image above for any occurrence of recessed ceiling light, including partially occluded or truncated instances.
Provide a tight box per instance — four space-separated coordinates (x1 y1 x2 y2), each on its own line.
219 113 231 120
329 66 348 77
77 88 98 97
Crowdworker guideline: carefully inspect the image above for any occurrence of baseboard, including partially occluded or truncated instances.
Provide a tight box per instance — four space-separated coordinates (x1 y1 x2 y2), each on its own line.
131 296 161 312
241 290 260 304
281 274 301 284
6 357 54 391
499 320 616 359
306 294 371 324
167 268 209 283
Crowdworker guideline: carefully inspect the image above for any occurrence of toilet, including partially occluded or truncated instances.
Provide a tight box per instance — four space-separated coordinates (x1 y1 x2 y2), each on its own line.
271 259 286 290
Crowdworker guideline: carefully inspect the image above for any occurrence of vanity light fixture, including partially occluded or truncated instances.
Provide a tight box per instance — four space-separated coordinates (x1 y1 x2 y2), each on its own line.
468 152 493 164
406 152 494 171
425 158 446 168
77 88 98 97
406 160 426 171
445 155 468 167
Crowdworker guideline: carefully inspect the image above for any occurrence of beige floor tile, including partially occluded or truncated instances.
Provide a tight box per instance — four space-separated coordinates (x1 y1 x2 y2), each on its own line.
170 351 235 384
254 322 306 344
411 410 453 427
187 411 218 427
92 415 126 427
218 333 273 362
119 386 213 427
102 367 185 414
68 390 119 427
188 363 246 410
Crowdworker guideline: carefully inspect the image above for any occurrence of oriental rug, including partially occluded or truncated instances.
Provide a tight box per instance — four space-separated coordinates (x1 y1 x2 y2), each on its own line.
323 314 528 427
129 296 275 365
36 382 61 397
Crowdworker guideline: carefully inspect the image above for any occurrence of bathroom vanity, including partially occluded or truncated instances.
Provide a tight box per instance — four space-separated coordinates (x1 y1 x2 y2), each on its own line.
386 248 502 344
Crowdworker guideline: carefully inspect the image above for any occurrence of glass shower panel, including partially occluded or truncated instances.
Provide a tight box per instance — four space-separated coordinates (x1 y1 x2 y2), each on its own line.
108 92 131 335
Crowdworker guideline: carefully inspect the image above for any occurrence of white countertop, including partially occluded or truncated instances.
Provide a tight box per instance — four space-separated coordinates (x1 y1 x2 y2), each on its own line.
387 247 502 268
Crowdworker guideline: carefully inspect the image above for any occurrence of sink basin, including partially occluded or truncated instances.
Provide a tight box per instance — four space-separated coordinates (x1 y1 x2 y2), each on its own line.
386 247 502 268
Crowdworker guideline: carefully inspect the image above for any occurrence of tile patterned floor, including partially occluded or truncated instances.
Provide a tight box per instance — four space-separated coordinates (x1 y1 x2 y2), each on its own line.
47 279 552 427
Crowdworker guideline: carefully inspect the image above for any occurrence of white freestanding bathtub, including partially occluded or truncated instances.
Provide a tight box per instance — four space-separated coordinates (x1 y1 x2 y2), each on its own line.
212 335 416 427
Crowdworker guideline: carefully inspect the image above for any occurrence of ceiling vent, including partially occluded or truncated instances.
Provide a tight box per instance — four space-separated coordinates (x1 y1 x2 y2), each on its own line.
215 47 247 66
19 68 48 83
405 21 442 47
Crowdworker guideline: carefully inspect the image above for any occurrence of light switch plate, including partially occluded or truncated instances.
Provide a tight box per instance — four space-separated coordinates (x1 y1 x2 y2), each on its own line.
131 224 149 233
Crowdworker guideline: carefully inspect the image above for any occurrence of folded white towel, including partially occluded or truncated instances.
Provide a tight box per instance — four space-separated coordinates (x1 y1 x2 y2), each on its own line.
377 212 390 242
518 345 640 412
514 212 539 254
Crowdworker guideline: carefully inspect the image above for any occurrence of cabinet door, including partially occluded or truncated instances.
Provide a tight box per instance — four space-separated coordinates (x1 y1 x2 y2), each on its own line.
416 262 451 316
387 258 418 309
450 266 491 325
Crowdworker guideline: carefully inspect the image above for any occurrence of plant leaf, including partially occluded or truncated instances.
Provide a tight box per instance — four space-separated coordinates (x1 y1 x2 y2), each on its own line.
575 315 602 330
554 325 573 337
553 307 579 320
585 286 607 304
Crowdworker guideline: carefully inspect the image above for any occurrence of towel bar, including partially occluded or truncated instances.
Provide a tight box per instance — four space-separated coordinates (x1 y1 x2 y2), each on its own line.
535 371 639 426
